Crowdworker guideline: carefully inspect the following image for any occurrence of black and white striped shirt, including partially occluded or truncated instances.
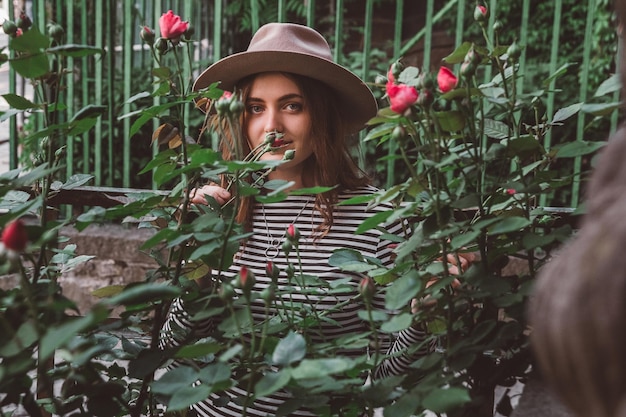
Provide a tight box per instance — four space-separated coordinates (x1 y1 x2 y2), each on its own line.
161 186 429 416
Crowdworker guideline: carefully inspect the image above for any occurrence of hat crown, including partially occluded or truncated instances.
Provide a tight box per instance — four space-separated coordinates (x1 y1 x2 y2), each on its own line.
247 23 333 62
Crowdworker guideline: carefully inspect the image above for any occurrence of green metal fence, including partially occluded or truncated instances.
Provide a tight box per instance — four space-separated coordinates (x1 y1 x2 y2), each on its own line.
4 0 619 207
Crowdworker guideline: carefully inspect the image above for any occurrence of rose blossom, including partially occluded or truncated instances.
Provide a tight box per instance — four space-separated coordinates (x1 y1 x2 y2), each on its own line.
1 219 28 252
159 10 189 40
437 66 458 93
386 82 419 114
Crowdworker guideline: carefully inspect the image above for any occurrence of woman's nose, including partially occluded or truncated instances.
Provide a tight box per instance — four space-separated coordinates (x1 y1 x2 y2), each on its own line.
263 108 282 133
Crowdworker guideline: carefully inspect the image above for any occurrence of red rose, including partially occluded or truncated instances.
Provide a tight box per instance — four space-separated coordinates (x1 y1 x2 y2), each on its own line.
386 81 418 114
506 188 516 195
1 219 28 252
437 67 458 93
158 10 189 40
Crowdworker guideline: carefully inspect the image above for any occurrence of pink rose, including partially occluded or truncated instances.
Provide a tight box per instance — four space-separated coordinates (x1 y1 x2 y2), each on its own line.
159 10 189 40
1 219 28 252
386 81 418 114
437 66 458 93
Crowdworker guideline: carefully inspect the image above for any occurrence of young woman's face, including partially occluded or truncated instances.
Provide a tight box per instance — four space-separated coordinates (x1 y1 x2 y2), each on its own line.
244 72 314 183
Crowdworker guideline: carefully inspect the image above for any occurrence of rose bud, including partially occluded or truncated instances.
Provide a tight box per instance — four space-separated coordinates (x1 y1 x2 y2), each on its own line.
236 266 256 294
2 20 17 36
215 91 233 116
283 150 295 161
387 83 418 114
359 276 376 303
228 98 244 117
266 261 280 281
474 5 489 23
391 125 407 142
218 282 235 303
154 37 168 55
1 219 29 252
16 13 32 31
183 23 195 41
260 286 275 304
140 26 156 46
417 89 434 108
286 224 300 243
282 239 292 256
507 40 522 62
437 66 458 93
48 24 65 43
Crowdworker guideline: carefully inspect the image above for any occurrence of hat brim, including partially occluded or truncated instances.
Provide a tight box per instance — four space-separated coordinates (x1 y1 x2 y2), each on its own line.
193 50 378 133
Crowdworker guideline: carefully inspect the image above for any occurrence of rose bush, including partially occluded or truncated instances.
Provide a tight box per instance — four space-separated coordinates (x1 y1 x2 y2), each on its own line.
0 5 621 417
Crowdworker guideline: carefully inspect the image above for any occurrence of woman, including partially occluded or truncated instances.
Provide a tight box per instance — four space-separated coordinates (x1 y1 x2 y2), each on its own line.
161 23 434 416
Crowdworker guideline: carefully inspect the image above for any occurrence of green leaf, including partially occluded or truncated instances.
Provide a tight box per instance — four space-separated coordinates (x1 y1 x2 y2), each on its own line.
381 313 413 333
442 41 472 64
385 270 420 310
1 93 38 110
40 309 108 360
92 285 125 298
46 44 103 57
594 73 621 97
0 320 39 357
272 331 306 366
168 385 212 411
383 391 422 417
60 174 93 190
555 140 605 158
255 369 292 398
582 102 622 117
71 104 107 122
10 53 49 78
10 26 50 52
542 62 576 87
487 216 531 235
435 110 465 132
483 118 510 140
175 342 222 359
422 386 471 413
103 282 181 307
291 357 356 379
551 102 583 124
356 210 393 234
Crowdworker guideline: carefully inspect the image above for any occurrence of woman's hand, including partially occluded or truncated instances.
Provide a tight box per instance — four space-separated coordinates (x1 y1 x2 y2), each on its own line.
190 184 231 206
412 251 476 312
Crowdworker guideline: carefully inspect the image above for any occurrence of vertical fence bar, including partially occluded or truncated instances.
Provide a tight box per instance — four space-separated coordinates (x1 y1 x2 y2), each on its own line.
333 0 344 64
517 0 530 94
359 0 374 169
307 0 316 28
277 0 287 22
93 0 104 185
386 0 404 189
106 0 115 186
251 0 260 32
455 0 465 53
8 0 17 169
81 3 90 174
423 0 433 71
66 1 75 182
571 0 596 207
122 0 134 187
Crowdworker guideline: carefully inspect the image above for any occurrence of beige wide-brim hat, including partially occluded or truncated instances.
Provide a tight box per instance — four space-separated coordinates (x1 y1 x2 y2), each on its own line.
193 22 378 133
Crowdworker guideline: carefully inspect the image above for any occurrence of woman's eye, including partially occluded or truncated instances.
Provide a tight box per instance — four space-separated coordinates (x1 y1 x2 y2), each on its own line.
286 102 303 112
247 105 263 114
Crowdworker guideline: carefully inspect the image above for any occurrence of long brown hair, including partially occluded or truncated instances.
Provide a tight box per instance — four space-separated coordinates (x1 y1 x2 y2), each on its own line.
212 72 370 233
